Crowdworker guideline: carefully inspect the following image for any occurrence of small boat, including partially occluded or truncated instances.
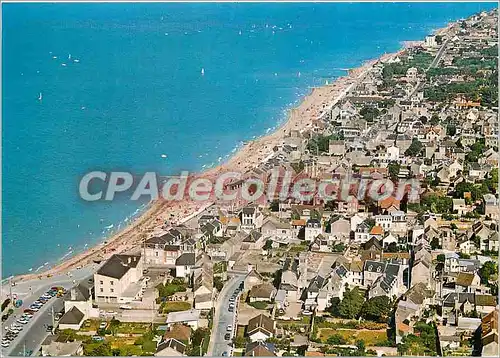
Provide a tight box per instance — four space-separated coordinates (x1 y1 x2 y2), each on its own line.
161 154 167 158
74 59 80 63
38 92 42 101
68 54 72 60
61 63 67 67
201 68 205 76
239 30 242 35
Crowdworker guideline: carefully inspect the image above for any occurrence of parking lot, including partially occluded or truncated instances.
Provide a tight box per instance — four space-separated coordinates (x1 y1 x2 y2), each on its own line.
2 287 65 355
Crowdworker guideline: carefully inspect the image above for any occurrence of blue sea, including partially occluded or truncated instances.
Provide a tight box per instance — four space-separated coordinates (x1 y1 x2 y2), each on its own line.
2 2 496 276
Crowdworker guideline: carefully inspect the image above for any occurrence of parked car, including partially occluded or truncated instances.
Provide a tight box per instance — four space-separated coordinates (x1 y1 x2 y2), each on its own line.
224 333 231 340
226 325 232 332
119 305 132 310
99 322 107 329
92 336 104 342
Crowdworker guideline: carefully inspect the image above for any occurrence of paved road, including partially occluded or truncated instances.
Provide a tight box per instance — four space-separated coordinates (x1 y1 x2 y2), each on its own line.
1 267 95 356
208 274 245 357
4 298 64 357
409 38 451 98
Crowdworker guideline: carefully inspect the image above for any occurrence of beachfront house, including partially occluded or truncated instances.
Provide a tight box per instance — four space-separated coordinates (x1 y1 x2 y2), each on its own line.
94 254 144 304
59 278 99 329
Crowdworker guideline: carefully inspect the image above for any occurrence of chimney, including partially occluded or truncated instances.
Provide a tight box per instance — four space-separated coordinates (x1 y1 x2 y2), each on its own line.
70 288 77 301
128 257 132 264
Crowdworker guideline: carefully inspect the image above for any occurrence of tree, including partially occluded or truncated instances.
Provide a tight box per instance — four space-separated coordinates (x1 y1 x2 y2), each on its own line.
263 239 273 250
437 254 445 262
214 276 224 291
419 115 428 124
269 200 279 212
328 297 341 316
386 242 398 253
479 261 498 284
430 237 441 250
446 125 457 137
361 296 391 322
430 113 440 125
360 106 380 122
327 334 346 345
388 162 401 180
356 340 366 356
338 287 365 319
405 138 423 157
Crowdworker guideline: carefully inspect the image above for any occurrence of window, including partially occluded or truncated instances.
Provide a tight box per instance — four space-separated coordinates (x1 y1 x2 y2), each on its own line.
110 288 114 293
155 251 159 257
100 280 103 285
100 288 103 293
110 281 114 286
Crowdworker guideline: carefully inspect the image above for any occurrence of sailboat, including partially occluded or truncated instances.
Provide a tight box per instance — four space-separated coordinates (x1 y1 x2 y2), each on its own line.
201 68 205 76
38 92 43 101
68 54 72 60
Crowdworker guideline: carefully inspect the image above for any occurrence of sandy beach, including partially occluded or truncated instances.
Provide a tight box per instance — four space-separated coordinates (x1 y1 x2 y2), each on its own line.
11 50 399 284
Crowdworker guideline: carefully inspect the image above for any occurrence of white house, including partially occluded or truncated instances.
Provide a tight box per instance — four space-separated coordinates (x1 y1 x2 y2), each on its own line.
305 219 322 242
94 254 144 304
247 314 275 342
166 310 200 330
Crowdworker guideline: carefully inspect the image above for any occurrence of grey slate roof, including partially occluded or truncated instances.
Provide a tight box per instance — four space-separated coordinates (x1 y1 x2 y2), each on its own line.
97 254 141 279
156 338 186 354
175 252 196 266
59 306 85 325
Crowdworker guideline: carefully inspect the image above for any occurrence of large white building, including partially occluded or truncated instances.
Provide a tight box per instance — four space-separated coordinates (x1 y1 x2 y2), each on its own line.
94 254 144 304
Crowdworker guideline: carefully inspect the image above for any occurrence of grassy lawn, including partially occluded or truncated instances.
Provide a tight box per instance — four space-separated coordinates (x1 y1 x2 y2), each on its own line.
237 326 246 338
248 301 269 310
80 319 100 332
214 261 227 274
114 322 153 334
288 244 308 253
157 280 187 299
317 328 387 346
162 301 191 313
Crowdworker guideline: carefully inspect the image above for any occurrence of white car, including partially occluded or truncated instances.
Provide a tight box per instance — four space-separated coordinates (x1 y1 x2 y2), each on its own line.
99 322 107 329
226 325 232 332
119 305 132 310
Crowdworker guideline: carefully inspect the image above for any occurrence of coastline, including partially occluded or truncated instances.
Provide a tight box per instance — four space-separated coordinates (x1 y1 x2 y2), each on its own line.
10 34 422 284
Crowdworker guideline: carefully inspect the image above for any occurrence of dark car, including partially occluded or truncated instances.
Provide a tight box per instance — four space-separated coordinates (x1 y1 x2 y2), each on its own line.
224 333 231 340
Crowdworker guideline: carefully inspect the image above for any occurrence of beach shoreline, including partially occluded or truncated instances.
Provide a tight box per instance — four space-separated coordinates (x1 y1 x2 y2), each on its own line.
9 44 407 284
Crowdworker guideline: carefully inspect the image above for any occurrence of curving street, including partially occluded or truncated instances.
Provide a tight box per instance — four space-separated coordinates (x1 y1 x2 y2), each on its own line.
207 274 245 357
